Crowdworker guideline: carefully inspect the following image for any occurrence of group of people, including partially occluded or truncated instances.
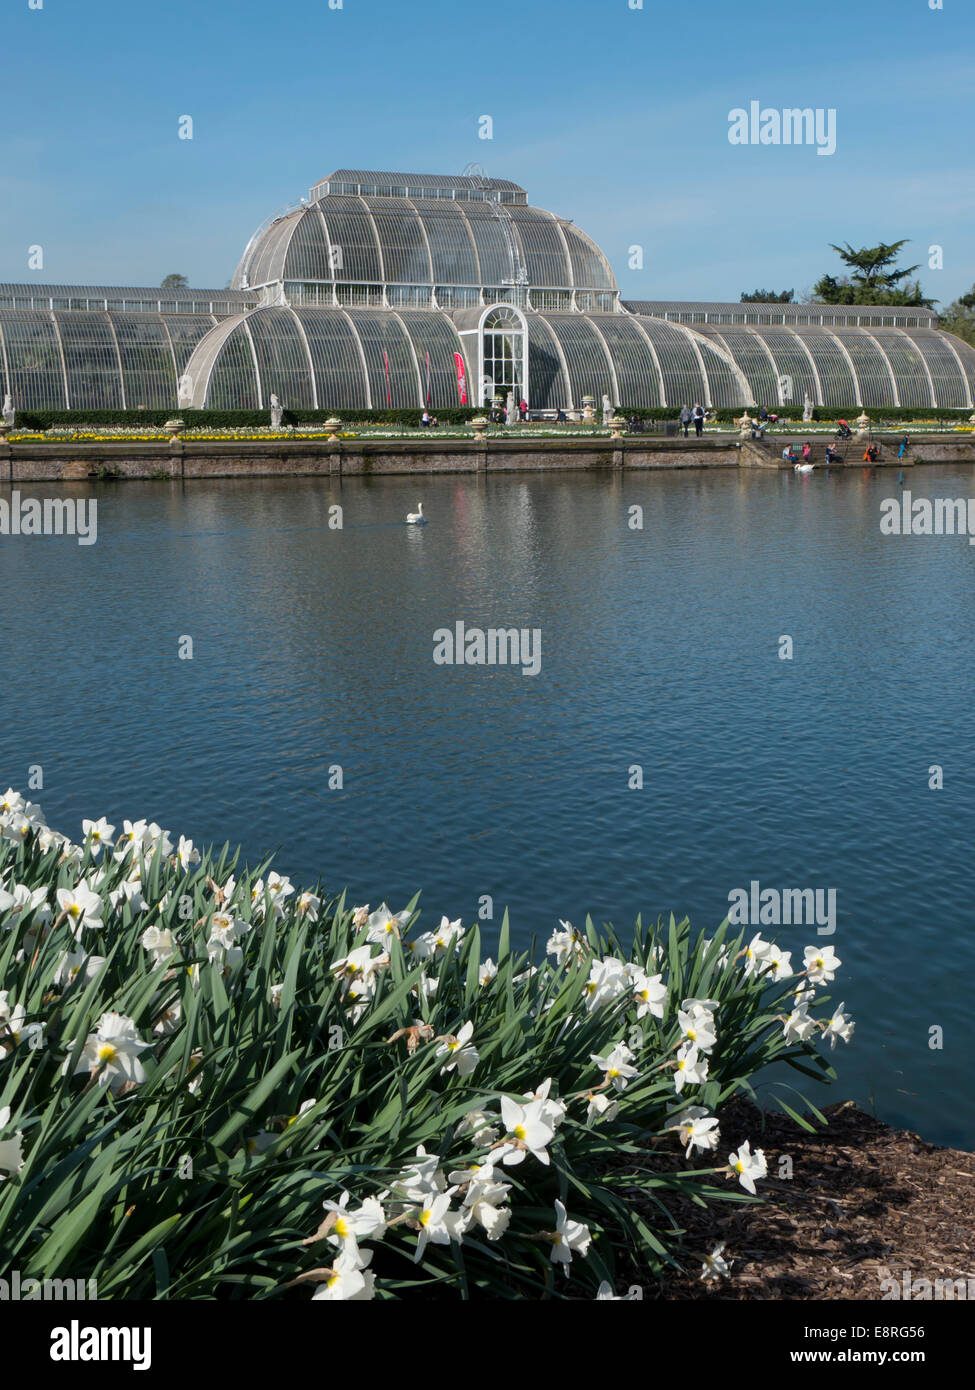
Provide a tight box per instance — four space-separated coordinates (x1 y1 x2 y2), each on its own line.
420 410 440 427
486 399 529 425
679 403 707 437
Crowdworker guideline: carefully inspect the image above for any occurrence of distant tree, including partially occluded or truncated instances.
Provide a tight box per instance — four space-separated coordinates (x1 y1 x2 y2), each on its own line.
939 284 975 346
161 273 189 289
740 289 794 303
811 241 934 308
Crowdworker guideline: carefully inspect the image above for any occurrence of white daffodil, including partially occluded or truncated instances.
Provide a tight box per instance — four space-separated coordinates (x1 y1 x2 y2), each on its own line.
113 819 149 859
455 1109 500 1145
0 883 51 930
364 903 410 944
673 1043 708 1093
550 1200 591 1266
109 877 148 914
670 1106 720 1157
458 1169 512 1240
69 1011 151 1093
311 1241 376 1301
176 836 201 871
297 891 321 921
822 1002 855 1048
82 816 116 856
56 883 104 935
497 1095 555 1166
413 1191 461 1262
153 1002 181 1037
0 1000 44 1052
140 925 176 967
742 932 774 978
586 1092 620 1124
591 1041 639 1092
677 1008 718 1054
629 966 667 1019
350 904 370 929
804 945 841 985
701 1243 730 1280
478 958 498 987
595 1281 642 1300
523 1077 567 1129
322 1192 388 1245
546 921 587 966
436 1021 479 1076
0 1105 24 1177
728 1139 767 1195
0 789 25 817
583 956 630 1011
390 1147 447 1203
143 823 174 858
762 948 793 982
245 1130 278 1156
782 1004 816 1043
53 949 106 988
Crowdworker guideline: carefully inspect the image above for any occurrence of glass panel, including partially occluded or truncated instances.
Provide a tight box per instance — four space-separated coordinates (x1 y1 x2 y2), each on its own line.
56 312 123 410
114 316 176 409
0 311 66 408
245 308 315 410
538 314 614 406
299 309 369 410
344 310 418 406
589 316 662 407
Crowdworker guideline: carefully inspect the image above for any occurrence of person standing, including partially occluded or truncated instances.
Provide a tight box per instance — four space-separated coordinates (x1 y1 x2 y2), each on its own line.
692 403 705 437
898 434 909 459
519 398 528 422
679 404 691 437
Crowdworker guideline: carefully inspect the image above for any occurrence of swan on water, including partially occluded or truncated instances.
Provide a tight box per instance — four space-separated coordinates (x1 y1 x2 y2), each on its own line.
406 502 426 524
794 462 815 474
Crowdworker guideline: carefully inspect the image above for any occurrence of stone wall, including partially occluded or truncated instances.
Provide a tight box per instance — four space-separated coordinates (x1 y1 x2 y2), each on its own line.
0 433 972 483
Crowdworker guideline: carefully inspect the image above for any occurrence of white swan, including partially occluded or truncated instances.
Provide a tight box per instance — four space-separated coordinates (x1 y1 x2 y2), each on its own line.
406 502 426 524
794 462 815 473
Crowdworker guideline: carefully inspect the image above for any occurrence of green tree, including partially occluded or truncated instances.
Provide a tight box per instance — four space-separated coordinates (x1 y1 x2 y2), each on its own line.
811 241 934 308
161 273 189 290
939 284 975 346
740 289 794 303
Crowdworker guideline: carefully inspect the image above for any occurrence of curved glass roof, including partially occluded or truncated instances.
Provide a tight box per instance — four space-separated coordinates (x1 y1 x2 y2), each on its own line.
232 196 616 295
178 304 975 414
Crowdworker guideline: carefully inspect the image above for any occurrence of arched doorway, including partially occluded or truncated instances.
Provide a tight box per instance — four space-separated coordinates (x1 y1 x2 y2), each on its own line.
479 303 528 407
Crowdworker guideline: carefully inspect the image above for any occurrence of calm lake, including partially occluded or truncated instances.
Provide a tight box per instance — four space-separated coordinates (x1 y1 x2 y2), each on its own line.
2 463 973 1145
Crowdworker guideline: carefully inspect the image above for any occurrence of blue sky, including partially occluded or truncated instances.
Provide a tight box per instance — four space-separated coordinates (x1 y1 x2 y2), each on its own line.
2 0 972 306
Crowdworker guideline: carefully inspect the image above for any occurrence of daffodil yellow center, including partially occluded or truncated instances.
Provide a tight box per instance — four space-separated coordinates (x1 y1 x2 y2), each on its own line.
420 1209 431 1227
334 1216 349 1238
734 1160 744 1173
98 1043 117 1064
514 1124 526 1141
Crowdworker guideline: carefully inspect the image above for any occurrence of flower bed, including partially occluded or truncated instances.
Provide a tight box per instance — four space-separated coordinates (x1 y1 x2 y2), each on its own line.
0 794 852 1300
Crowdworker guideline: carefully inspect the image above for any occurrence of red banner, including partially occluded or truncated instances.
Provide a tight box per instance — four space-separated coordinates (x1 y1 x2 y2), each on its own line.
454 352 468 405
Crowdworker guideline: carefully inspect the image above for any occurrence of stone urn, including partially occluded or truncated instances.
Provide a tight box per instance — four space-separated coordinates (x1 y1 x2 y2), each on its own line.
0 422 11 444
855 411 872 439
323 417 343 442
164 418 185 441
470 416 489 440
581 394 595 423
737 412 754 439
609 415 627 439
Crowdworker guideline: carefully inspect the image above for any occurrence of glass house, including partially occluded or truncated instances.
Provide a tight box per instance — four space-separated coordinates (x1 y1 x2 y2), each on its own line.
3 169 974 414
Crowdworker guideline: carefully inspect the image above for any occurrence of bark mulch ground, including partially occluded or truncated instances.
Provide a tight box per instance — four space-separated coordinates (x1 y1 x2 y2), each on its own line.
635 1099 975 1299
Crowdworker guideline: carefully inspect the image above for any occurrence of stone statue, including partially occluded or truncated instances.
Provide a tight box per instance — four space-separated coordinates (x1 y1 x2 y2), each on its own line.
1 393 14 427
802 393 813 422
505 390 514 426
177 374 193 408
602 393 613 427
270 393 283 429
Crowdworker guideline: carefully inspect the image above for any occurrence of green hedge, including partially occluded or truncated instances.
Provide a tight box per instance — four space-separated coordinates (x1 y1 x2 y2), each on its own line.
16 407 483 431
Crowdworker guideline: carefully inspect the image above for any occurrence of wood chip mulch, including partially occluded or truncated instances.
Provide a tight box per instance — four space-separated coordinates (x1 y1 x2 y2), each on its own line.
627 1100 975 1299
